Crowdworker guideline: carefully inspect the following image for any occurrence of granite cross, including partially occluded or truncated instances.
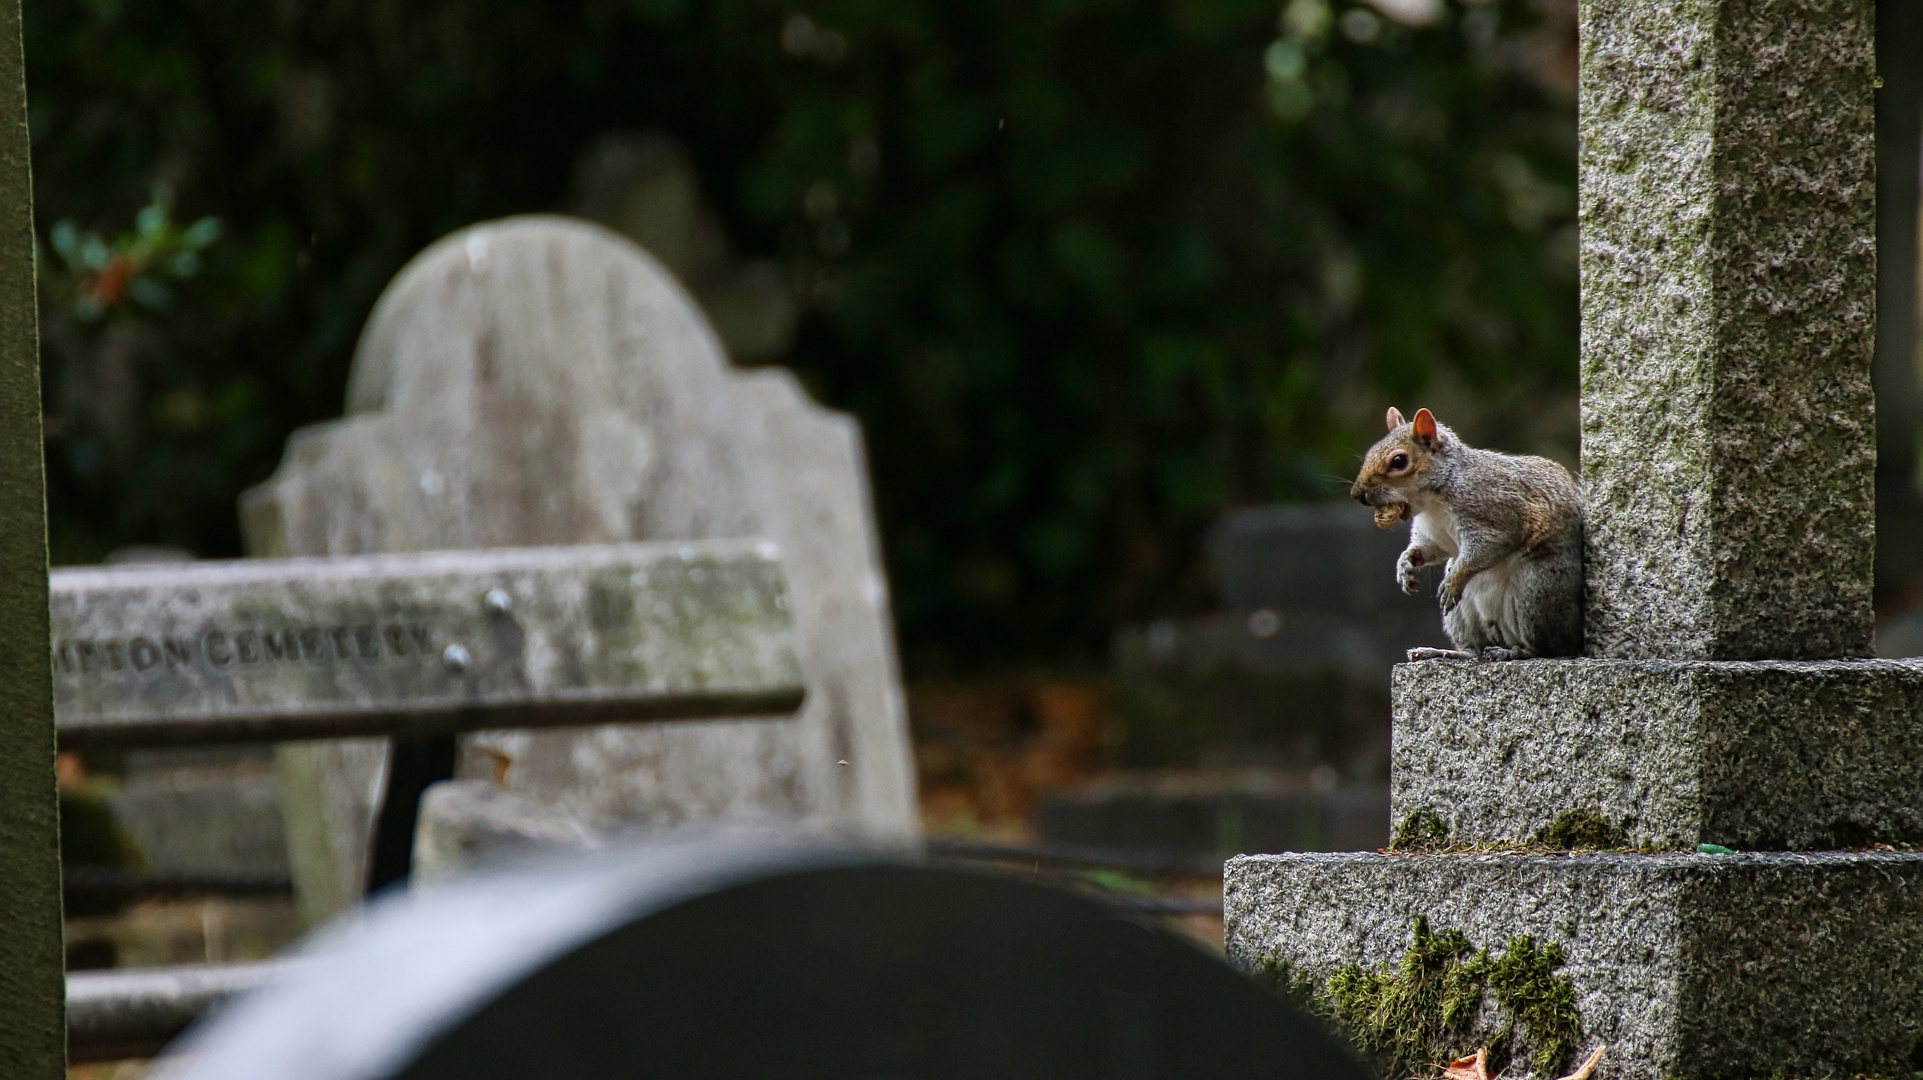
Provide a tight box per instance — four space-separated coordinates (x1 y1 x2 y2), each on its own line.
1226 3 1923 1077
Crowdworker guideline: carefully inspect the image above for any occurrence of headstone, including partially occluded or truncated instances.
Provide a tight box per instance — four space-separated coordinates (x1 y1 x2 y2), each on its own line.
0 0 66 1073
145 840 1371 1080
1226 5 1923 1077
241 217 917 923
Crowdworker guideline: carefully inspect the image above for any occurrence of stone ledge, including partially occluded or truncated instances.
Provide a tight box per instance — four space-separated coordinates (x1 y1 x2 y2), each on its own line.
1224 850 1923 1079
1391 657 1923 850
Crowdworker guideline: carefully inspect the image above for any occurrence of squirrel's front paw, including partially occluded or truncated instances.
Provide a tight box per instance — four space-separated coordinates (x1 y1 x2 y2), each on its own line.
1395 550 1425 595
1437 579 1461 614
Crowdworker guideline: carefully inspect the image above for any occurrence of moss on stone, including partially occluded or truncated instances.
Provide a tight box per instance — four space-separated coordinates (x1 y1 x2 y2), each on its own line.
1276 916 1581 1077
1539 807 1630 850
1391 810 1450 852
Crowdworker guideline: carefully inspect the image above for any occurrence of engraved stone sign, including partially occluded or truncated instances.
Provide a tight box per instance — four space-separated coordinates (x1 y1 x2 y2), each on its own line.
53 541 804 749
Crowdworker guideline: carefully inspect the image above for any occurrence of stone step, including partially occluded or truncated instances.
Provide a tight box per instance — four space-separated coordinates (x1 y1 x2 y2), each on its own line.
1226 849 1923 1080
1391 657 1923 850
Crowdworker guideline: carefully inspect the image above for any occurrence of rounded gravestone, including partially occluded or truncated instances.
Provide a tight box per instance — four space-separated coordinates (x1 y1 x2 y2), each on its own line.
153 840 1366 1080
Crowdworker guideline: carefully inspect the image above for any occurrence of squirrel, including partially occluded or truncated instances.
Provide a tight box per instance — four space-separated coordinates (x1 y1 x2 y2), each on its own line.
1350 406 1583 661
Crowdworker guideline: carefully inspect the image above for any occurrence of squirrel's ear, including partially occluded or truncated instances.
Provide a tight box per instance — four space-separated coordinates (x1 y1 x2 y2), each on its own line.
1385 407 1405 432
1412 408 1439 445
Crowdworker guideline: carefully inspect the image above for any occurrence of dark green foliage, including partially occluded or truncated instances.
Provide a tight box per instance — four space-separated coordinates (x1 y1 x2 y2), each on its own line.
1391 808 1450 852
25 0 1576 668
1540 807 1630 850
1317 916 1581 1076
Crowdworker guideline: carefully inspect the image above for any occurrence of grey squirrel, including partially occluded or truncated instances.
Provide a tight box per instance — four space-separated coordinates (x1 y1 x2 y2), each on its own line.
1350 407 1583 660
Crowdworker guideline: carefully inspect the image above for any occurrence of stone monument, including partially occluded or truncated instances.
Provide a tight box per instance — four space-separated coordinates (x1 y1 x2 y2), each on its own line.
1226 4 1923 1077
242 216 918 923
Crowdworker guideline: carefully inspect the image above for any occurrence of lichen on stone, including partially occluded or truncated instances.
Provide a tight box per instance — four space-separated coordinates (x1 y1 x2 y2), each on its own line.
1262 915 1582 1077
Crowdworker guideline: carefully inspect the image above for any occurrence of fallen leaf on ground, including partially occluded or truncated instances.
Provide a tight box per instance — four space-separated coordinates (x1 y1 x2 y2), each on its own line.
1440 1048 1490 1080
1554 1045 1606 1080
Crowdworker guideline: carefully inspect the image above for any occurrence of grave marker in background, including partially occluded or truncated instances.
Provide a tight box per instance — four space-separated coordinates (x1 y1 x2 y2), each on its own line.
242 217 917 921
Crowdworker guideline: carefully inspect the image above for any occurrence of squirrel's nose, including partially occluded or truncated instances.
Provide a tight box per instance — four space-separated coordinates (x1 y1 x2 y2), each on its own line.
1349 483 1368 503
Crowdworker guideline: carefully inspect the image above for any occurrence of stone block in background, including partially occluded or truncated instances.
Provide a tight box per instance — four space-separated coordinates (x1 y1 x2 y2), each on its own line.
1226 850 1923 1080
1112 504 1446 778
109 748 289 877
1037 770 1389 857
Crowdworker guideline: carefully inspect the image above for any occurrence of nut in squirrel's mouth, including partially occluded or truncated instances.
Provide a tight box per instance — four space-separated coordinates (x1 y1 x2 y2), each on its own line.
1372 504 1410 529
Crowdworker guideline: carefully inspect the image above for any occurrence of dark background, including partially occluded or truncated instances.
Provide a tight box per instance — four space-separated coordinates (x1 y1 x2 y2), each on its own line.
21 0 1919 676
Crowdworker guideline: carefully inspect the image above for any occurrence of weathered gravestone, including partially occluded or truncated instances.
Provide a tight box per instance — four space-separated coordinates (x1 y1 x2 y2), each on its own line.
1226 5 1923 1077
241 217 917 922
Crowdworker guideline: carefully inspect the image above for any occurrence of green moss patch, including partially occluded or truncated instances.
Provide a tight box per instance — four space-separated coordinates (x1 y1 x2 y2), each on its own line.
1538 808 1630 850
1391 810 1450 852
1259 916 1582 1077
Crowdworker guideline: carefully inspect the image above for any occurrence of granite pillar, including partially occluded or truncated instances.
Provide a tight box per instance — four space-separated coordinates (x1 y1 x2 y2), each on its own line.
1578 0 1876 662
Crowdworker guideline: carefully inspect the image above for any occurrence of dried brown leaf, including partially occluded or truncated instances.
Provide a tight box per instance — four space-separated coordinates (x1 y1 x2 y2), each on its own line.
1553 1045 1605 1080
1439 1048 1491 1080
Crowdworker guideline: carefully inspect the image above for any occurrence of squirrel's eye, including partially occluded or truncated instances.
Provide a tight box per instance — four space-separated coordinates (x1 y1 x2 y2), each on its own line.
1389 453 1409 471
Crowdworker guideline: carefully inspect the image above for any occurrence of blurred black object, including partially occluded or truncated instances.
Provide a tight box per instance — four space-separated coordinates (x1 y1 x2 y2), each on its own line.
156 840 1368 1080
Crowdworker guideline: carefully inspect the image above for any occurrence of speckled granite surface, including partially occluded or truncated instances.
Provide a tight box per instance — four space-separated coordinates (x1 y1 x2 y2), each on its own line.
1390 658 1923 850
1578 0 1876 662
1225 851 1923 1079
